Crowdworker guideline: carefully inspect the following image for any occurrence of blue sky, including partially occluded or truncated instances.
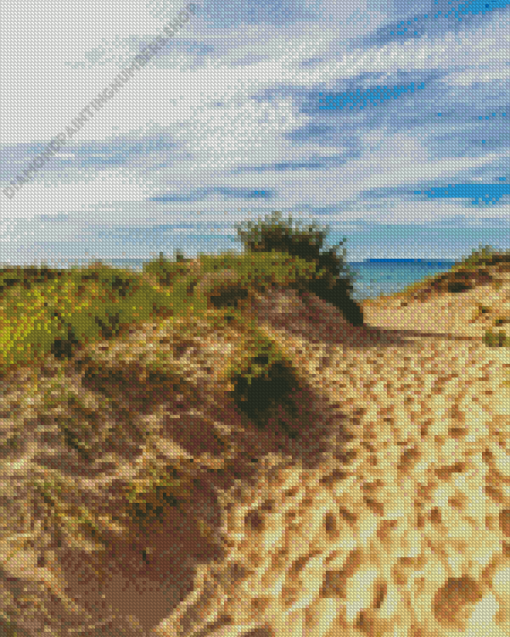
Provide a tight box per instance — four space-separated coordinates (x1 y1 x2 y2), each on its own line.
0 0 509 267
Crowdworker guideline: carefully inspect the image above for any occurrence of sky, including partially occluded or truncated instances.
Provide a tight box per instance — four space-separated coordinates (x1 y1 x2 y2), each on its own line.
0 0 509 267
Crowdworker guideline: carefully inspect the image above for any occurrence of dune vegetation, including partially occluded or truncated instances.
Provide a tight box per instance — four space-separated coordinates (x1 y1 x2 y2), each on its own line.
0 212 508 636
362 243 510 348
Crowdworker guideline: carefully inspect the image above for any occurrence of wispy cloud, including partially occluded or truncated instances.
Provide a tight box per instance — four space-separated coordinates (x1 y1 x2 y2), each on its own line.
1 0 508 266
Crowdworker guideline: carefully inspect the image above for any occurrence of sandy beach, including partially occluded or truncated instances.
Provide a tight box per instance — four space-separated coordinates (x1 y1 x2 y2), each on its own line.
151 270 510 637
0 263 509 637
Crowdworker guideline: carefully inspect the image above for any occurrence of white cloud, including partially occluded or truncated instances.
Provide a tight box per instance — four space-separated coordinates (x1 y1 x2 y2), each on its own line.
1 0 509 266
443 66 510 86
1 0 164 64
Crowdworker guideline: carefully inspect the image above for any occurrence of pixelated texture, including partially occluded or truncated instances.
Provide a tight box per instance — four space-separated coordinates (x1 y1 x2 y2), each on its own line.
1 1 510 636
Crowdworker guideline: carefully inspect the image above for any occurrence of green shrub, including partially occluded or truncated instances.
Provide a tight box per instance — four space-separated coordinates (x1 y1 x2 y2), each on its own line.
0 250 324 375
121 458 198 526
227 330 301 437
194 250 327 293
447 280 471 294
0 263 177 375
60 265 174 343
233 211 364 326
456 245 510 269
141 251 191 286
482 329 510 348
0 263 64 295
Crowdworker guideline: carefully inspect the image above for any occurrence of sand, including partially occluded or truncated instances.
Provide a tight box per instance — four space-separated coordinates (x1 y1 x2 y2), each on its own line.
0 273 508 637
153 280 510 637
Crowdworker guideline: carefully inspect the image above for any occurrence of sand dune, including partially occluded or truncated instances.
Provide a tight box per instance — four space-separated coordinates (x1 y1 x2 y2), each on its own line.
152 275 510 637
0 266 508 637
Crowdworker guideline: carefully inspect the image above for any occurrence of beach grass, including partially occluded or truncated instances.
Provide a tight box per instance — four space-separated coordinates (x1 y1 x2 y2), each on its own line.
0 210 366 380
0 216 509 635
0 212 364 634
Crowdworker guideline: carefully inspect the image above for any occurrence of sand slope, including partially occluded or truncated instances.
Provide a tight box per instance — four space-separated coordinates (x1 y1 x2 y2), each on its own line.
0 269 508 637
153 278 510 637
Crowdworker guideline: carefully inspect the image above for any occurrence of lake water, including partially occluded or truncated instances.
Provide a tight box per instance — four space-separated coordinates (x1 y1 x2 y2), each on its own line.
344 259 458 301
53 256 458 302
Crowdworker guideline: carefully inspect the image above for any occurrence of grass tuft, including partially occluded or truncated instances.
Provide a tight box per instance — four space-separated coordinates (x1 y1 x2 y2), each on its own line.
0 216 509 633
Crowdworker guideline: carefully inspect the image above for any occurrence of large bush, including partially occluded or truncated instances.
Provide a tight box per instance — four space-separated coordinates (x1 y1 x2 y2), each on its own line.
233 211 364 326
